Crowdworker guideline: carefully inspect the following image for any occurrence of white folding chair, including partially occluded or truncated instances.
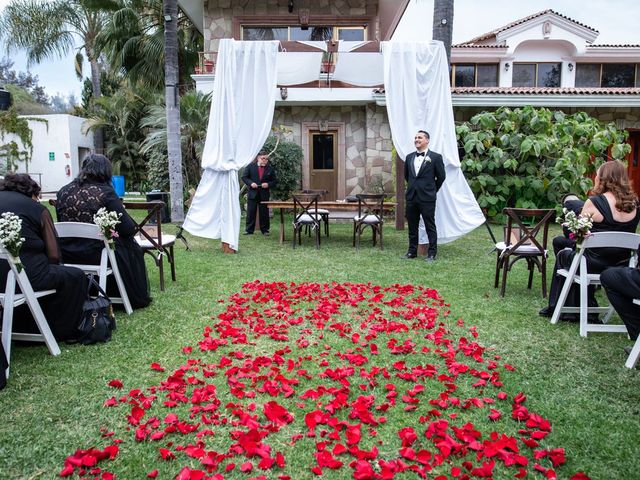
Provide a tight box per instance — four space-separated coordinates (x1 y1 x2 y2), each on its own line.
550 232 640 337
54 222 133 314
0 246 60 378
626 298 640 369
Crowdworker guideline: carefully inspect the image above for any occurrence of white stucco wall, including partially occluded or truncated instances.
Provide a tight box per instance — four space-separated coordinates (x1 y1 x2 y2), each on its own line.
7 114 93 192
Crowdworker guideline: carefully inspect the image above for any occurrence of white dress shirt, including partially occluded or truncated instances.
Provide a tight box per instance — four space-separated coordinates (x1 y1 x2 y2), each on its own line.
414 150 428 176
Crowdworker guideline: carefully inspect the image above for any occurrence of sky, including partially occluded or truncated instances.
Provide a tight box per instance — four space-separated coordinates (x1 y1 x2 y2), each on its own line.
1 0 639 103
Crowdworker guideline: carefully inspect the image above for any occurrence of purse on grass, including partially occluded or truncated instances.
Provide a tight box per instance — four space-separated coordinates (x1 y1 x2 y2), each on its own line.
78 274 116 345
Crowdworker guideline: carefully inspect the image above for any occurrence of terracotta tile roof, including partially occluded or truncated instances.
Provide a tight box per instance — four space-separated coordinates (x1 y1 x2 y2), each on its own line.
588 44 640 48
451 44 508 49
373 87 640 95
452 87 640 95
459 9 598 45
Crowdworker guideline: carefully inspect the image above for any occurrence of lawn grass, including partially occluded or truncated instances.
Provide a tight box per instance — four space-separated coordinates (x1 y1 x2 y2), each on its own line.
0 215 639 479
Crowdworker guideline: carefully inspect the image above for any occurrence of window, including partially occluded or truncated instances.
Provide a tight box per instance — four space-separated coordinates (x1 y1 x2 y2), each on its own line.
452 64 498 87
312 134 335 170
512 63 561 87
242 25 365 42
602 63 635 87
575 63 638 88
575 64 600 87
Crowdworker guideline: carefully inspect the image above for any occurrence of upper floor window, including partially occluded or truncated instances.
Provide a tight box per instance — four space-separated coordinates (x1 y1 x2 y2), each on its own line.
575 63 638 88
242 25 366 42
512 63 561 87
452 64 499 87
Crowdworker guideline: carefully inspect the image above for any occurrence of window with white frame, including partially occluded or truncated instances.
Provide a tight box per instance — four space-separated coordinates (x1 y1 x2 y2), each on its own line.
512 63 561 87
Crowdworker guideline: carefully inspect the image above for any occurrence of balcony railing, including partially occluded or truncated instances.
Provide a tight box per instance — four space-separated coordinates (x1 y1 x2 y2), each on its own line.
195 51 217 74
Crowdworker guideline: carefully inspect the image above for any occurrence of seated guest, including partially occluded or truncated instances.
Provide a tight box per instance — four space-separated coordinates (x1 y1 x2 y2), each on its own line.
540 161 640 318
600 253 640 354
56 154 151 309
0 174 87 341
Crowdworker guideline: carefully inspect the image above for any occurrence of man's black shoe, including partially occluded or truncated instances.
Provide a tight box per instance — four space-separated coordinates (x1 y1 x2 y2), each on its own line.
402 253 417 259
624 345 633 356
243 231 253 235
425 256 436 262
538 306 552 317
262 231 270 236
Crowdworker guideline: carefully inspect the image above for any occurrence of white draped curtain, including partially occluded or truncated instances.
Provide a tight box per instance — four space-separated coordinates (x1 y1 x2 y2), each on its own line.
382 41 485 243
182 39 279 251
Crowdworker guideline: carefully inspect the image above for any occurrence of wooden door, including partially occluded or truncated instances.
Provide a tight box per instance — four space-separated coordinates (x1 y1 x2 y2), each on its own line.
626 130 640 198
309 131 337 200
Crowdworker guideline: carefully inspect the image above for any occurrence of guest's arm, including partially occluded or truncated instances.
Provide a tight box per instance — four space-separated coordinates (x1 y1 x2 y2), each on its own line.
104 188 137 237
580 199 604 223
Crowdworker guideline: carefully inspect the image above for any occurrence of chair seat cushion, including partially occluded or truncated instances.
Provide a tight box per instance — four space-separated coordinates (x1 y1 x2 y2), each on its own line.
135 234 176 249
310 208 330 215
295 213 321 224
495 241 544 255
354 214 381 224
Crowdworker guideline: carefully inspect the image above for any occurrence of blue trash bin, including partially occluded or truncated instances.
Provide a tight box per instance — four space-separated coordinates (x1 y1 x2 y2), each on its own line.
111 176 125 197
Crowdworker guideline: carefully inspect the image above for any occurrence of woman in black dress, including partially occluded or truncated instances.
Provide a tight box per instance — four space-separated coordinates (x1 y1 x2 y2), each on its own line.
0 174 87 341
56 154 151 309
540 160 640 317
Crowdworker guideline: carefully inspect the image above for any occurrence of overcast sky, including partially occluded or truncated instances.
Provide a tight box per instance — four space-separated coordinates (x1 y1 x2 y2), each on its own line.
1 0 639 102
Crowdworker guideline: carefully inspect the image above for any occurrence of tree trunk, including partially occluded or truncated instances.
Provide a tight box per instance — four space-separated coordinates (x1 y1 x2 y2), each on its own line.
89 57 104 153
432 0 454 65
164 0 185 223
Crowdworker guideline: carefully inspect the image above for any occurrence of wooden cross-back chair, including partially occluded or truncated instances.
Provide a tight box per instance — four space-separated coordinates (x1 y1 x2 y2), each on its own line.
494 208 555 297
123 201 176 291
291 192 322 249
1 246 60 379
352 193 385 250
300 189 330 236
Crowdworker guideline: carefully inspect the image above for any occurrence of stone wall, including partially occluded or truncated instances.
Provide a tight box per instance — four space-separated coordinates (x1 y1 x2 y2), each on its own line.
273 105 393 196
454 105 640 130
204 0 374 52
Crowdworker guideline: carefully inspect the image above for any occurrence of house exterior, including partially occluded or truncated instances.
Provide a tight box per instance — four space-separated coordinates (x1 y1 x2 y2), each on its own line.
182 3 640 197
448 9 640 191
180 0 410 200
8 114 93 192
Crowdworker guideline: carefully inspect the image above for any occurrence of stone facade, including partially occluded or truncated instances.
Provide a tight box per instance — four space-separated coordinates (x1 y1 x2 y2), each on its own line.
454 105 640 130
273 105 393 197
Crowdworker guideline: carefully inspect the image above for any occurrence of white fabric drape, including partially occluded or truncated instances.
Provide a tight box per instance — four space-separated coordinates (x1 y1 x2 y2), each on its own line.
277 52 324 85
382 41 485 243
182 39 279 251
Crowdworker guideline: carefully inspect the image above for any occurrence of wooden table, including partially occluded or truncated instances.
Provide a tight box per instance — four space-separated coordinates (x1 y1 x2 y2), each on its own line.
263 200 396 244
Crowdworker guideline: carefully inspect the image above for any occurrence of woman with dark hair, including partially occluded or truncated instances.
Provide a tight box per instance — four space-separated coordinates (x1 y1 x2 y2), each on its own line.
0 173 87 341
56 154 151 309
540 160 640 318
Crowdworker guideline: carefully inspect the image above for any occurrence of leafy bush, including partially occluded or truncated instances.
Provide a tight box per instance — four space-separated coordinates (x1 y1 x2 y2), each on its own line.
259 135 302 200
457 106 630 217
145 150 169 192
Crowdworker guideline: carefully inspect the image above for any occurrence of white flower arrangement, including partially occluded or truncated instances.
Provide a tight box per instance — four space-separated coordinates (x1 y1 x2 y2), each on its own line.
556 207 593 245
424 155 432 163
0 212 25 271
93 208 122 249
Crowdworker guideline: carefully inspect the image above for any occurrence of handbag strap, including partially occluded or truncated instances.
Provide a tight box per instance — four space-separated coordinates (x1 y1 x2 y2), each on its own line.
86 273 112 301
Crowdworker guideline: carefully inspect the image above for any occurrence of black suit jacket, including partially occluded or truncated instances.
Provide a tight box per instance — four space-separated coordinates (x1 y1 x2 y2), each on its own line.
404 150 446 203
242 162 277 201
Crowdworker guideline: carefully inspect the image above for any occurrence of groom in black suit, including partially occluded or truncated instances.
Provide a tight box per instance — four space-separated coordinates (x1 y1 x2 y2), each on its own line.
403 130 446 261
242 149 277 235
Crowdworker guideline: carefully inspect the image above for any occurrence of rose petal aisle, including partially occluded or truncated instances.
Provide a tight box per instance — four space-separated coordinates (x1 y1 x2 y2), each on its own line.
60 281 590 480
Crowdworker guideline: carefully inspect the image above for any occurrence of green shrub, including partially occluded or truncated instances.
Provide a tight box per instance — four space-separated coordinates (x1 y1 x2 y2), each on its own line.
145 151 170 192
259 135 302 200
457 106 630 217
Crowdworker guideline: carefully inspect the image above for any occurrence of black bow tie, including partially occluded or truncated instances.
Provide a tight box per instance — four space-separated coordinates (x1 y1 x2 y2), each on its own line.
416 152 425 157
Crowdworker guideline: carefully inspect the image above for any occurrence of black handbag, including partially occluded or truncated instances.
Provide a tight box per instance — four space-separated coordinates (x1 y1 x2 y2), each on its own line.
78 275 116 345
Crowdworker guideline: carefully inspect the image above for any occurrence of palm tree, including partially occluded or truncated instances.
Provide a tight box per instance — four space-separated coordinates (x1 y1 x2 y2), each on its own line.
163 0 184 222
0 0 116 151
95 0 200 91
432 0 454 65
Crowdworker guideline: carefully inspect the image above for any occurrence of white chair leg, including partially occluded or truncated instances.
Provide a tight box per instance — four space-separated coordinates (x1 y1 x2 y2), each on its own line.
625 337 640 369
1 272 16 379
579 277 589 338
106 248 132 315
551 260 579 325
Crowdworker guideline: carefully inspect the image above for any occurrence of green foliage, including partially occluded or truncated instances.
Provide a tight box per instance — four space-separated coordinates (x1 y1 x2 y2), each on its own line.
457 106 630 217
145 150 169 191
141 90 211 190
260 135 303 200
0 107 47 172
3 84 51 115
